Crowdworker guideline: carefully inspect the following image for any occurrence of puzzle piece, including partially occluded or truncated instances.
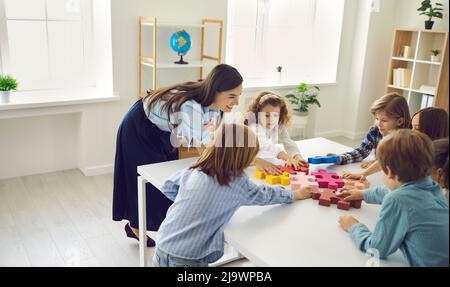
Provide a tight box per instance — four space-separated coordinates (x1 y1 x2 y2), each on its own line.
290 172 319 192
312 189 362 210
343 178 371 190
311 170 344 190
266 172 291 186
254 169 291 186
279 165 309 175
254 169 266 179
308 155 340 164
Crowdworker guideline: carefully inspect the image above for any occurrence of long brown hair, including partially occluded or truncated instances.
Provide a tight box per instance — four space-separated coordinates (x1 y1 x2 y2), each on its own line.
144 64 243 124
370 93 411 129
413 107 449 140
433 138 449 189
190 123 259 186
244 91 291 126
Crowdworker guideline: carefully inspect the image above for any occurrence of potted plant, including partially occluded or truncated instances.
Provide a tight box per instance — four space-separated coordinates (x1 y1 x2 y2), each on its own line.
431 49 441 62
285 83 321 128
417 0 444 30
0 75 18 103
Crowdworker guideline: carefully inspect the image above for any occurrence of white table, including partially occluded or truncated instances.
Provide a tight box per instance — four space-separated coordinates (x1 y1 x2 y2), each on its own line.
137 137 409 267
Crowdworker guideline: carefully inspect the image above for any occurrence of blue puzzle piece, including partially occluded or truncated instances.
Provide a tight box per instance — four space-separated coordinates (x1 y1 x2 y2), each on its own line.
308 155 340 164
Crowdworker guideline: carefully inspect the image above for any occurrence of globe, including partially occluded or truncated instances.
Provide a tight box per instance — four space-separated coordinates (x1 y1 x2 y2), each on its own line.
170 30 192 64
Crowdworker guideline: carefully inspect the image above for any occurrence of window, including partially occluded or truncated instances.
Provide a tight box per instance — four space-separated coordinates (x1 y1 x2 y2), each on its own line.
0 0 112 93
226 0 345 87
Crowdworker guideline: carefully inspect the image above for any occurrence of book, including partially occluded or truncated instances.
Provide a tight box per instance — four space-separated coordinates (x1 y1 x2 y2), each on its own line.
393 68 412 87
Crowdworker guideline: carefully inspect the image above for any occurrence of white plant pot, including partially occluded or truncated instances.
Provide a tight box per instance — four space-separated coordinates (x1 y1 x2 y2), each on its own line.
292 112 308 127
0 90 10 103
431 55 440 62
291 111 308 139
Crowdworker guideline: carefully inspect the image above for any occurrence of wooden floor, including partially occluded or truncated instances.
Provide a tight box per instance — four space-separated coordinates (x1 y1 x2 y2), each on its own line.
0 169 256 267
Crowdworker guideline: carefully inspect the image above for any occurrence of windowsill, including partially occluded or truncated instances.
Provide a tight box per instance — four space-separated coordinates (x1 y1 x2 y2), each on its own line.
0 88 120 111
243 81 337 92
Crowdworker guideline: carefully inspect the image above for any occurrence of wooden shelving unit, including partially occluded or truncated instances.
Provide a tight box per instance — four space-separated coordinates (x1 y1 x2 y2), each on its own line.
138 17 223 159
138 17 223 97
386 29 449 113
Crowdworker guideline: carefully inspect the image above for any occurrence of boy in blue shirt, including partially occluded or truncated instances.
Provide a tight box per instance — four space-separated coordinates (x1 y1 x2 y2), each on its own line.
338 130 449 267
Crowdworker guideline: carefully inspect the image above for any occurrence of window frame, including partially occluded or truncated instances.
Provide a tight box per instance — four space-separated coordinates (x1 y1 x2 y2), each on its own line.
0 0 113 99
226 0 345 88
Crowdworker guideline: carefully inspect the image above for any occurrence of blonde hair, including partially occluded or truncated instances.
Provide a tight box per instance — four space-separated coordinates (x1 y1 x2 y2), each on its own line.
191 123 259 186
377 130 434 182
244 91 291 126
370 93 411 129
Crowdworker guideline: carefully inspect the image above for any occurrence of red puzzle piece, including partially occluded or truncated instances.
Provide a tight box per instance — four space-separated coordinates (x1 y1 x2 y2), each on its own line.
311 170 344 190
312 189 362 210
279 165 309 175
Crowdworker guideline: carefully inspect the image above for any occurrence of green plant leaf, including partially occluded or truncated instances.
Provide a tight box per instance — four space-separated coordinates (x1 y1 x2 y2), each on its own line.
0 75 18 91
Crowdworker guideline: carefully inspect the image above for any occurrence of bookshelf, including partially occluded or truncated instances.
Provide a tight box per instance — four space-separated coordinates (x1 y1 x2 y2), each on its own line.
138 16 223 97
386 29 449 113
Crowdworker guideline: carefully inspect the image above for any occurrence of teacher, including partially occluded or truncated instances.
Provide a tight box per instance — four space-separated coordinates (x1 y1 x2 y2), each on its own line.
112 64 243 246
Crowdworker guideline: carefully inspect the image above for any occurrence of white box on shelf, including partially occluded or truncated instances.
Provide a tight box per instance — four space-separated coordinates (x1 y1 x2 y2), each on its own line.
419 85 436 95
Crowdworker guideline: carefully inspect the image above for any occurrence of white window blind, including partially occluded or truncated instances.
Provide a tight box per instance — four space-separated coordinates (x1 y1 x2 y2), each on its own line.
226 0 345 87
0 0 97 91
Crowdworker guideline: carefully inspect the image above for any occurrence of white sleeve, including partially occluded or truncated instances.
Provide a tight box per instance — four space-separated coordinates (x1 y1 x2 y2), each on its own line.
250 124 283 158
279 126 301 157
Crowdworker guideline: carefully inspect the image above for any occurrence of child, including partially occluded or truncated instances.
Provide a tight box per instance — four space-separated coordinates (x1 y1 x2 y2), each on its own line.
245 91 307 175
338 130 449 267
152 123 313 267
432 138 449 200
411 107 449 140
336 93 411 180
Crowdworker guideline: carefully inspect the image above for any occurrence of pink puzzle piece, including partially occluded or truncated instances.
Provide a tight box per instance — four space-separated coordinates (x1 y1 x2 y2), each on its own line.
290 172 319 192
343 178 371 190
312 189 362 210
311 170 344 190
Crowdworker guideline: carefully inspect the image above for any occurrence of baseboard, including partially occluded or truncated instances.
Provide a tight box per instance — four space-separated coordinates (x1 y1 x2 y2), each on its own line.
80 164 114 176
342 130 367 140
313 130 344 138
313 130 366 141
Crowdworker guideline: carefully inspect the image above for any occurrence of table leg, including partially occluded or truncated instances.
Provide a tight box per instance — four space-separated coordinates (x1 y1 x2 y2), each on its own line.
209 242 244 267
138 176 148 267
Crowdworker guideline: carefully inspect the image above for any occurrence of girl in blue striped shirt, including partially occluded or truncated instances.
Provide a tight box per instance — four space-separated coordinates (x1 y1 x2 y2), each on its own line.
153 123 313 267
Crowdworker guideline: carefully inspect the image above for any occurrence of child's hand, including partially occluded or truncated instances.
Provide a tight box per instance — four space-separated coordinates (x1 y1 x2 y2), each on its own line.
255 158 282 175
336 189 364 201
286 156 307 169
293 155 308 167
360 160 375 169
338 216 359 232
293 186 313 200
342 171 367 182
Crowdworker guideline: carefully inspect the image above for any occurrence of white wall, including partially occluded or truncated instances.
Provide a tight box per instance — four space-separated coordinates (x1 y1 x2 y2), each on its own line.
0 0 228 180
0 113 78 179
0 0 448 179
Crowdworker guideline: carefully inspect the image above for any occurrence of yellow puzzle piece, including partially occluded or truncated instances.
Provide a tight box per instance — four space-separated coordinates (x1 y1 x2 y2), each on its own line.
254 169 266 179
255 169 291 186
